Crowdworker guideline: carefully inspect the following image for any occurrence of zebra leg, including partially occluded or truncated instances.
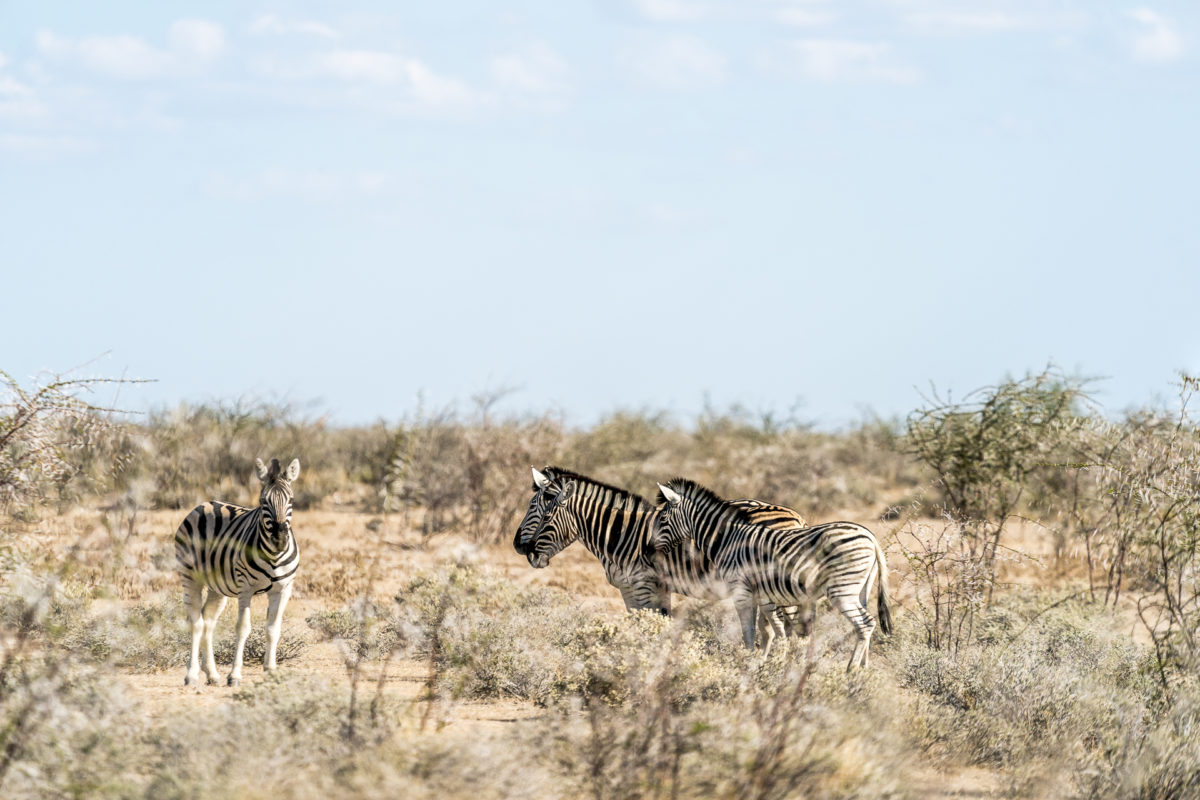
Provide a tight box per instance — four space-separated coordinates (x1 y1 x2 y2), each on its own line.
780 604 809 638
830 594 876 671
656 584 673 617
754 609 768 649
200 591 227 685
183 581 204 687
227 591 254 687
733 588 758 649
761 606 788 657
264 582 293 671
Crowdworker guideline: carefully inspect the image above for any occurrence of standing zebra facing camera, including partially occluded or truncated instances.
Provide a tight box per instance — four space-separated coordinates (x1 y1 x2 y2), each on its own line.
174 457 301 687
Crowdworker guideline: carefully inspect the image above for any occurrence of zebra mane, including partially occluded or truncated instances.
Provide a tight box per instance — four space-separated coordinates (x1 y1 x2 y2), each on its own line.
543 466 654 511
660 478 755 524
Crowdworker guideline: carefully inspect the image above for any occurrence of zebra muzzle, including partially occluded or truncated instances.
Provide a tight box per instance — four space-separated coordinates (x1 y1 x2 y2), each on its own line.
529 552 550 569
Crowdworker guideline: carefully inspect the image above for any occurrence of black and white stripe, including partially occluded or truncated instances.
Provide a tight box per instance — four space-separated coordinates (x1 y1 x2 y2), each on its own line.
653 478 892 669
174 457 301 686
512 467 807 645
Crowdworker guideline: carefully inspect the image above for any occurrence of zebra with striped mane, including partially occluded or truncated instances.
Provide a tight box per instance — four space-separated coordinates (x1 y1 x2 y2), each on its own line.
653 478 892 670
513 466 808 645
174 457 301 686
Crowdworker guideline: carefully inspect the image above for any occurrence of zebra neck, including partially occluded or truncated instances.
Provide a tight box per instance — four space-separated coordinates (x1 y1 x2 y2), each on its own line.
688 503 743 558
573 494 657 561
254 508 291 560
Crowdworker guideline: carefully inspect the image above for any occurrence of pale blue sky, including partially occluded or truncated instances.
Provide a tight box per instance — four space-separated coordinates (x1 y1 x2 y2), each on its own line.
2 1 1197 425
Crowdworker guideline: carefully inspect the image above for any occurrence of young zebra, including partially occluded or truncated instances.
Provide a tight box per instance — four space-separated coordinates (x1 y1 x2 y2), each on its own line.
174 457 301 686
513 467 808 645
652 478 892 670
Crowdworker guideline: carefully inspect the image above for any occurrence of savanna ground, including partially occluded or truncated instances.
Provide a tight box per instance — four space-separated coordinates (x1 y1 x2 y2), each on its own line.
4 368 1200 799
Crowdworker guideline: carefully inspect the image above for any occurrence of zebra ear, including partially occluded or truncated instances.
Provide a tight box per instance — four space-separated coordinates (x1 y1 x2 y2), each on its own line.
286 459 301 481
255 458 269 482
658 483 683 506
559 480 575 501
532 467 551 490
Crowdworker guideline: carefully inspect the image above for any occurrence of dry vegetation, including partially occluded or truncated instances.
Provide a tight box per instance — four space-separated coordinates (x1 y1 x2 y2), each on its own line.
4 366 1200 798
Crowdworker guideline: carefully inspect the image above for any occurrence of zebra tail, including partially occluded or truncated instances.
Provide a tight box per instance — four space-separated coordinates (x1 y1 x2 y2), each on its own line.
875 540 893 635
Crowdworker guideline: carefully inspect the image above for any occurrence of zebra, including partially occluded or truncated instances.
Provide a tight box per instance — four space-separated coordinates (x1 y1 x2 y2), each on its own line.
174 457 301 687
512 466 809 647
652 478 892 670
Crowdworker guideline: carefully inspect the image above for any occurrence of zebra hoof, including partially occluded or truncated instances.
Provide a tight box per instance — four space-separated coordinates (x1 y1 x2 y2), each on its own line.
227 677 241 687
184 676 199 687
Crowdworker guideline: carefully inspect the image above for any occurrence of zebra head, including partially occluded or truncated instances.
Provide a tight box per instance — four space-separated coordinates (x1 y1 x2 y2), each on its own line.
513 466 577 568
652 481 691 552
256 457 300 551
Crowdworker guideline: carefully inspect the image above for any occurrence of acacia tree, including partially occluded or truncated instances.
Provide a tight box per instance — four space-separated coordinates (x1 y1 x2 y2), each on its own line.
904 367 1091 592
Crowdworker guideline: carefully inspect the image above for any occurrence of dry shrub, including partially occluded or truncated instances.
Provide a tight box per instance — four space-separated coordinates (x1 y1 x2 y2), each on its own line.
306 598 407 660
898 515 1005 653
141 399 378 510
893 594 1152 771
396 563 757 706
383 391 567 541
0 369 142 521
0 653 146 799
394 563 909 799
1079 684 1200 800
540 644 907 800
561 404 912 519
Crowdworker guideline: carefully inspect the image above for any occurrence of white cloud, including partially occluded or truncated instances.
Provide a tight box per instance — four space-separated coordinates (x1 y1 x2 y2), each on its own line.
0 76 45 119
35 20 226 79
782 39 919 84
169 20 226 61
249 15 340 39
76 34 171 79
491 44 570 94
0 50 46 119
777 8 834 27
625 35 727 89
906 11 1026 33
305 49 487 111
633 0 709 22
315 50 407 83
1129 9 1183 63
405 60 479 108
0 73 32 96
